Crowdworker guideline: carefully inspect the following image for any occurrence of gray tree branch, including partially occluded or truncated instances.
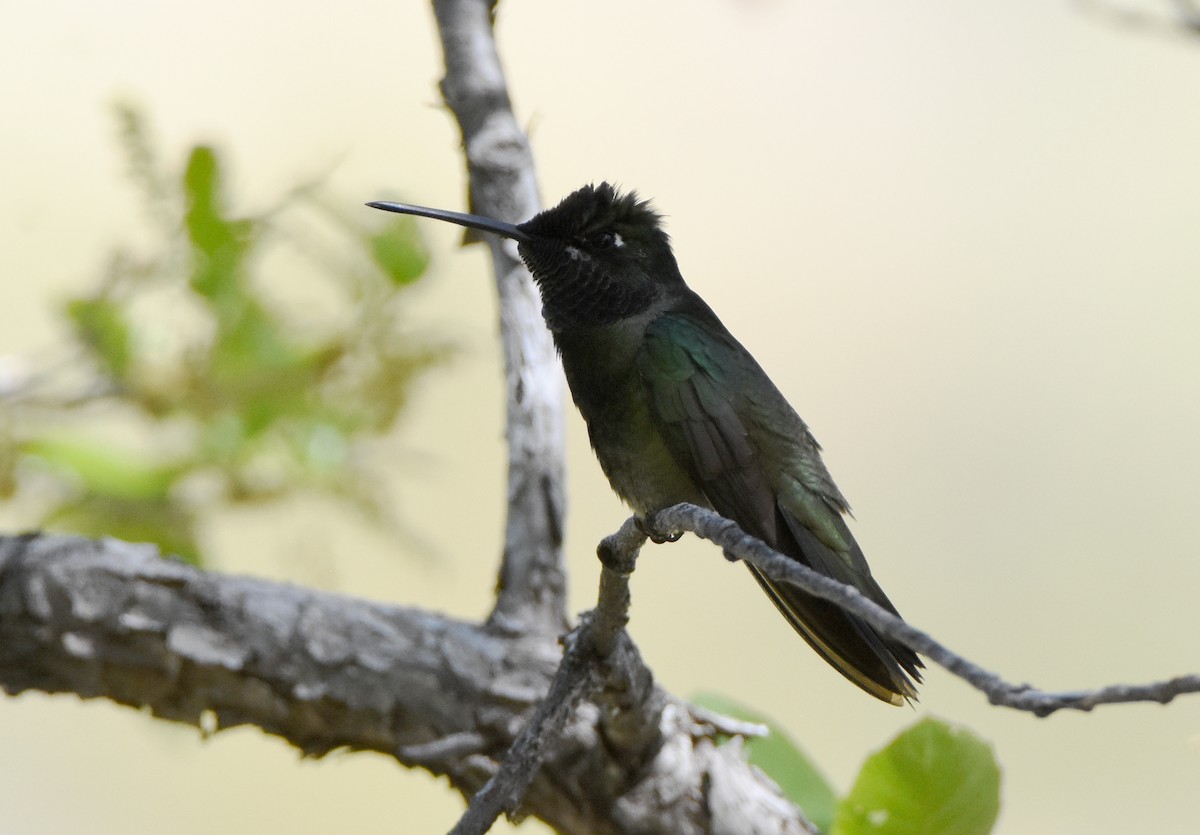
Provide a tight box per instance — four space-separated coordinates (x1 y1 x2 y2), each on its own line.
0 532 812 835
429 0 568 636
1077 0 1200 38
642 503 1200 717
449 517 670 835
0 533 555 772
445 500 1200 831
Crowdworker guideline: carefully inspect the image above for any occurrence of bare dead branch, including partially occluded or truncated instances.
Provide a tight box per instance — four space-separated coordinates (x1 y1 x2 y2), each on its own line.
0 533 554 764
448 625 595 835
427 0 568 636
449 517 664 835
644 503 1200 717
1077 0 1200 39
0 532 815 835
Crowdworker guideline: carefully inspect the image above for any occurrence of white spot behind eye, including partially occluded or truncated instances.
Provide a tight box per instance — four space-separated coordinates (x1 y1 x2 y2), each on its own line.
611 232 624 248
566 245 584 260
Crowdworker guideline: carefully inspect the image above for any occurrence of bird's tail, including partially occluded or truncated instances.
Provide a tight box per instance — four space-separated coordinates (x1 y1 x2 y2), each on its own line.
751 514 923 705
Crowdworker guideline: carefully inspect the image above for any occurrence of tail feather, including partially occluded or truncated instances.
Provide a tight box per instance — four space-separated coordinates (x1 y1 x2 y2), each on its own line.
755 508 923 704
748 566 921 704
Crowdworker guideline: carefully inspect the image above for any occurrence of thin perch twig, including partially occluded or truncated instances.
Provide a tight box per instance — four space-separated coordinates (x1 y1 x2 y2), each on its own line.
646 503 1200 717
448 518 648 835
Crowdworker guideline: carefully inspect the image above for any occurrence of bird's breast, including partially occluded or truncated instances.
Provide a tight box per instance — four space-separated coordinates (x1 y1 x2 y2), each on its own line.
554 320 706 515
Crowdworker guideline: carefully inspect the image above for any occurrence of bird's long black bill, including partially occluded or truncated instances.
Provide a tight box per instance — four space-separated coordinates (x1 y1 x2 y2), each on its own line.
367 201 532 243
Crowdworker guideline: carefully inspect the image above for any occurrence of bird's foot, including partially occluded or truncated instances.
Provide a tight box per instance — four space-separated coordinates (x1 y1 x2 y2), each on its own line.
636 515 683 544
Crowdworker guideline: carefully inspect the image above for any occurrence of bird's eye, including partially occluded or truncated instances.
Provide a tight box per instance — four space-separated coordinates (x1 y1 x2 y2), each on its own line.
590 230 623 250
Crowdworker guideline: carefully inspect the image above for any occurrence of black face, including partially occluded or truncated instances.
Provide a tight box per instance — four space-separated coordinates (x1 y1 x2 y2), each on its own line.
515 183 685 331
367 183 686 331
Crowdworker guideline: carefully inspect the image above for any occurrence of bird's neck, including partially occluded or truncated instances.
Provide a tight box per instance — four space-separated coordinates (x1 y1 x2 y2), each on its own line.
534 273 657 332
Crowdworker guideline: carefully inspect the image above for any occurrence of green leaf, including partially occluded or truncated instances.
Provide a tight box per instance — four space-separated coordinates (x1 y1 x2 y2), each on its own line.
24 436 181 501
183 145 253 300
205 309 336 437
0 434 17 499
833 717 1001 835
45 497 201 565
66 297 133 378
369 217 429 285
7 109 449 571
692 692 837 831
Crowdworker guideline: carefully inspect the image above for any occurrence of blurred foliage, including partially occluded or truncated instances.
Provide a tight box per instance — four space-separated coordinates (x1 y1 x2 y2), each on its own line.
0 104 449 564
693 695 1000 835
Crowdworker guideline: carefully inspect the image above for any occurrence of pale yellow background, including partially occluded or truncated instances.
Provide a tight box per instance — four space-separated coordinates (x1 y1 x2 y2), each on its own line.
3 0 1200 832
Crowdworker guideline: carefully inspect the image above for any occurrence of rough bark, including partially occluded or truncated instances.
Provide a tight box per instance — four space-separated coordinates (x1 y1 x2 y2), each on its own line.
0 532 811 834
430 0 568 636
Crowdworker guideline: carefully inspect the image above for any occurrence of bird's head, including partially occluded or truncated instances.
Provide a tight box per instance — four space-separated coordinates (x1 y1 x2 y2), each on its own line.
369 182 684 332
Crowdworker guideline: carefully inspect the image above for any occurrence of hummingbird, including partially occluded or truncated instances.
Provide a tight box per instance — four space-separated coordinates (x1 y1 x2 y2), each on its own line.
369 183 922 704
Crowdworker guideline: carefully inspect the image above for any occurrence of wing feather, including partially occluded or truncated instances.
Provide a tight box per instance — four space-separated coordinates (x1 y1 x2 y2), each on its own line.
638 308 922 702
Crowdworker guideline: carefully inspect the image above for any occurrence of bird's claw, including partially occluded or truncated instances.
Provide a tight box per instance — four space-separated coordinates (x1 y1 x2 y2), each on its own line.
636 516 683 544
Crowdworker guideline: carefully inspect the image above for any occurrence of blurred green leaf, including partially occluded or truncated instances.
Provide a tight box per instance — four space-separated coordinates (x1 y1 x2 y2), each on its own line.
205 301 325 435
184 145 254 301
370 217 430 285
24 436 181 501
4 104 447 565
692 692 837 831
45 497 200 564
0 435 17 499
833 717 1001 835
66 298 132 378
